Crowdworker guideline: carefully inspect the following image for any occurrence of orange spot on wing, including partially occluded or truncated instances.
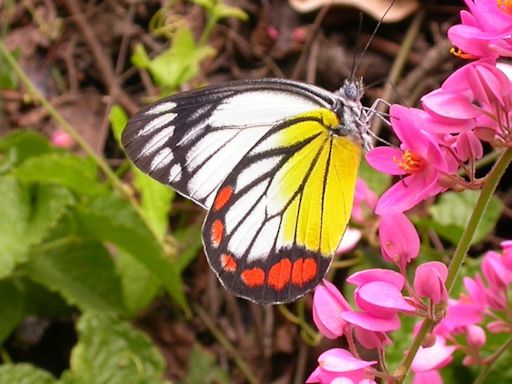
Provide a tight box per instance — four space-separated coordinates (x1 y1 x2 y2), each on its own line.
303 258 317 282
213 186 233 212
211 219 224 248
221 253 237 272
268 258 292 291
292 258 317 286
241 268 265 287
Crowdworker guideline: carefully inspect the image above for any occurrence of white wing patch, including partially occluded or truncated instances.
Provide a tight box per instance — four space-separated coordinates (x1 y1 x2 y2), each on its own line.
145 101 177 115
150 147 174 171
138 113 176 136
236 156 281 191
209 91 320 128
140 126 174 156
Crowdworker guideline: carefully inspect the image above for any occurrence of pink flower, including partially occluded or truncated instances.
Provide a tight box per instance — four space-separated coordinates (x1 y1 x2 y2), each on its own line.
414 262 448 305
447 0 512 59
312 280 352 339
51 130 74 149
306 348 377 384
352 179 377 223
501 240 512 270
379 213 419 268
481 250 512 290
366 105 453 214
421 61 512 141
435 299 484 336
341 269 415 332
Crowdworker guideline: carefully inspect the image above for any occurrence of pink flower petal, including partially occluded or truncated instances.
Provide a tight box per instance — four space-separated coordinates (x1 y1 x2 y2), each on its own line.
354 327 392 349
347 269 404 290
365 147 407 175
341 311 401 332
422 89 481 121
413 370 443 384
336 227 362 255
411 337 456 372
318 348 377 372
355 281 416 317
375 170 443 215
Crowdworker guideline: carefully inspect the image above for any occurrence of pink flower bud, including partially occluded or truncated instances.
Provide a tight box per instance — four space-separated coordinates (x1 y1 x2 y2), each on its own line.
414 262 448 304
456 130 483 161
379 213 419 267
466 325 486 349
501 240 512 270
487 320 511 334
312 280 351 339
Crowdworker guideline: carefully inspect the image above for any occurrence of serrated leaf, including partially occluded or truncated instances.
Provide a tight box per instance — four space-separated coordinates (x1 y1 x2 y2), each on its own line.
0 363 56 384
21 240 127 315
181 344 229 384
0 279 24 343
0 176 30 277
74 194 187 311
0 177 74 278
116 249 160 316
0 130 53 172
61 312 166 384
429 190 503 245
12 153 105 195
133 168 174 240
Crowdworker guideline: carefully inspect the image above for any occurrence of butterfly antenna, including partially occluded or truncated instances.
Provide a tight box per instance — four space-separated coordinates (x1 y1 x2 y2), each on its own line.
349 12 364 82
352 0 397 78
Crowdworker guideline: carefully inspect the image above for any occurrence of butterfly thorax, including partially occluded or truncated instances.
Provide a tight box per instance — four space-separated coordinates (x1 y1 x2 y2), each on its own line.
333 78 373 152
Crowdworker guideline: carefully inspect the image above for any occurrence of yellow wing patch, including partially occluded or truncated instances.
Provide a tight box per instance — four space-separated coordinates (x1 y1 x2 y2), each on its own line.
275 109 361 256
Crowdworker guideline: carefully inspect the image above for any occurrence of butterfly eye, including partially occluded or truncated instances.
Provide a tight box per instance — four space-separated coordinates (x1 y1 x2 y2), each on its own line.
344 83 359 100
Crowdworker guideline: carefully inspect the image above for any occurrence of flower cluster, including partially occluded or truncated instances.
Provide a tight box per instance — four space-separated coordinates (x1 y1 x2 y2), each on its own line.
308 1 512 383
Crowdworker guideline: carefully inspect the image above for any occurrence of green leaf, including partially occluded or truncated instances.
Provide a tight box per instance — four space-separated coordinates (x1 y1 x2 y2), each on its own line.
145 27 215 91
358 159 391 196
19 278 73 318
0 279 24 343
429 190 503 245
115 249 160 316
181 344 229 384
212 4 248 21
12 153 105 195
61 312 166 384
133 168 174 240
21 240 127 315
174 226 202 273
0 130 53 172
0 363 56 384
0 177 74 278
74 194 188 311
109 105 128 143
131 44 151 70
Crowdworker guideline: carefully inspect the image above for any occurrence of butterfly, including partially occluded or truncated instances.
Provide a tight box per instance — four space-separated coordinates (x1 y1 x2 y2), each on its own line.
121 77 373 304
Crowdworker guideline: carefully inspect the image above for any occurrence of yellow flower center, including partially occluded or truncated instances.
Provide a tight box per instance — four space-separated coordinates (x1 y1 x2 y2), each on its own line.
450 47 478 60
497 0 512 15
395 150 425 173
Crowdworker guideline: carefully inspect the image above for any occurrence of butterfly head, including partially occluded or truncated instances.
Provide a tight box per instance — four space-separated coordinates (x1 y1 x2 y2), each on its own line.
333 78 373 152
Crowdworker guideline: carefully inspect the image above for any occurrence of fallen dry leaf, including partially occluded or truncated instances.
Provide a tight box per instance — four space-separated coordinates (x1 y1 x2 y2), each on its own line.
289 0 419 22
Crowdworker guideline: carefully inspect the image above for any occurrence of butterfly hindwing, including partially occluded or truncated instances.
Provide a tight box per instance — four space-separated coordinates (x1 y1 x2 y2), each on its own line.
121 79 338 209
202 108 362 304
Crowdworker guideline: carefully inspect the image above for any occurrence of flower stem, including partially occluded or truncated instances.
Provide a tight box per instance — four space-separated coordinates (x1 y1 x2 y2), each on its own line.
394 147 512 383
